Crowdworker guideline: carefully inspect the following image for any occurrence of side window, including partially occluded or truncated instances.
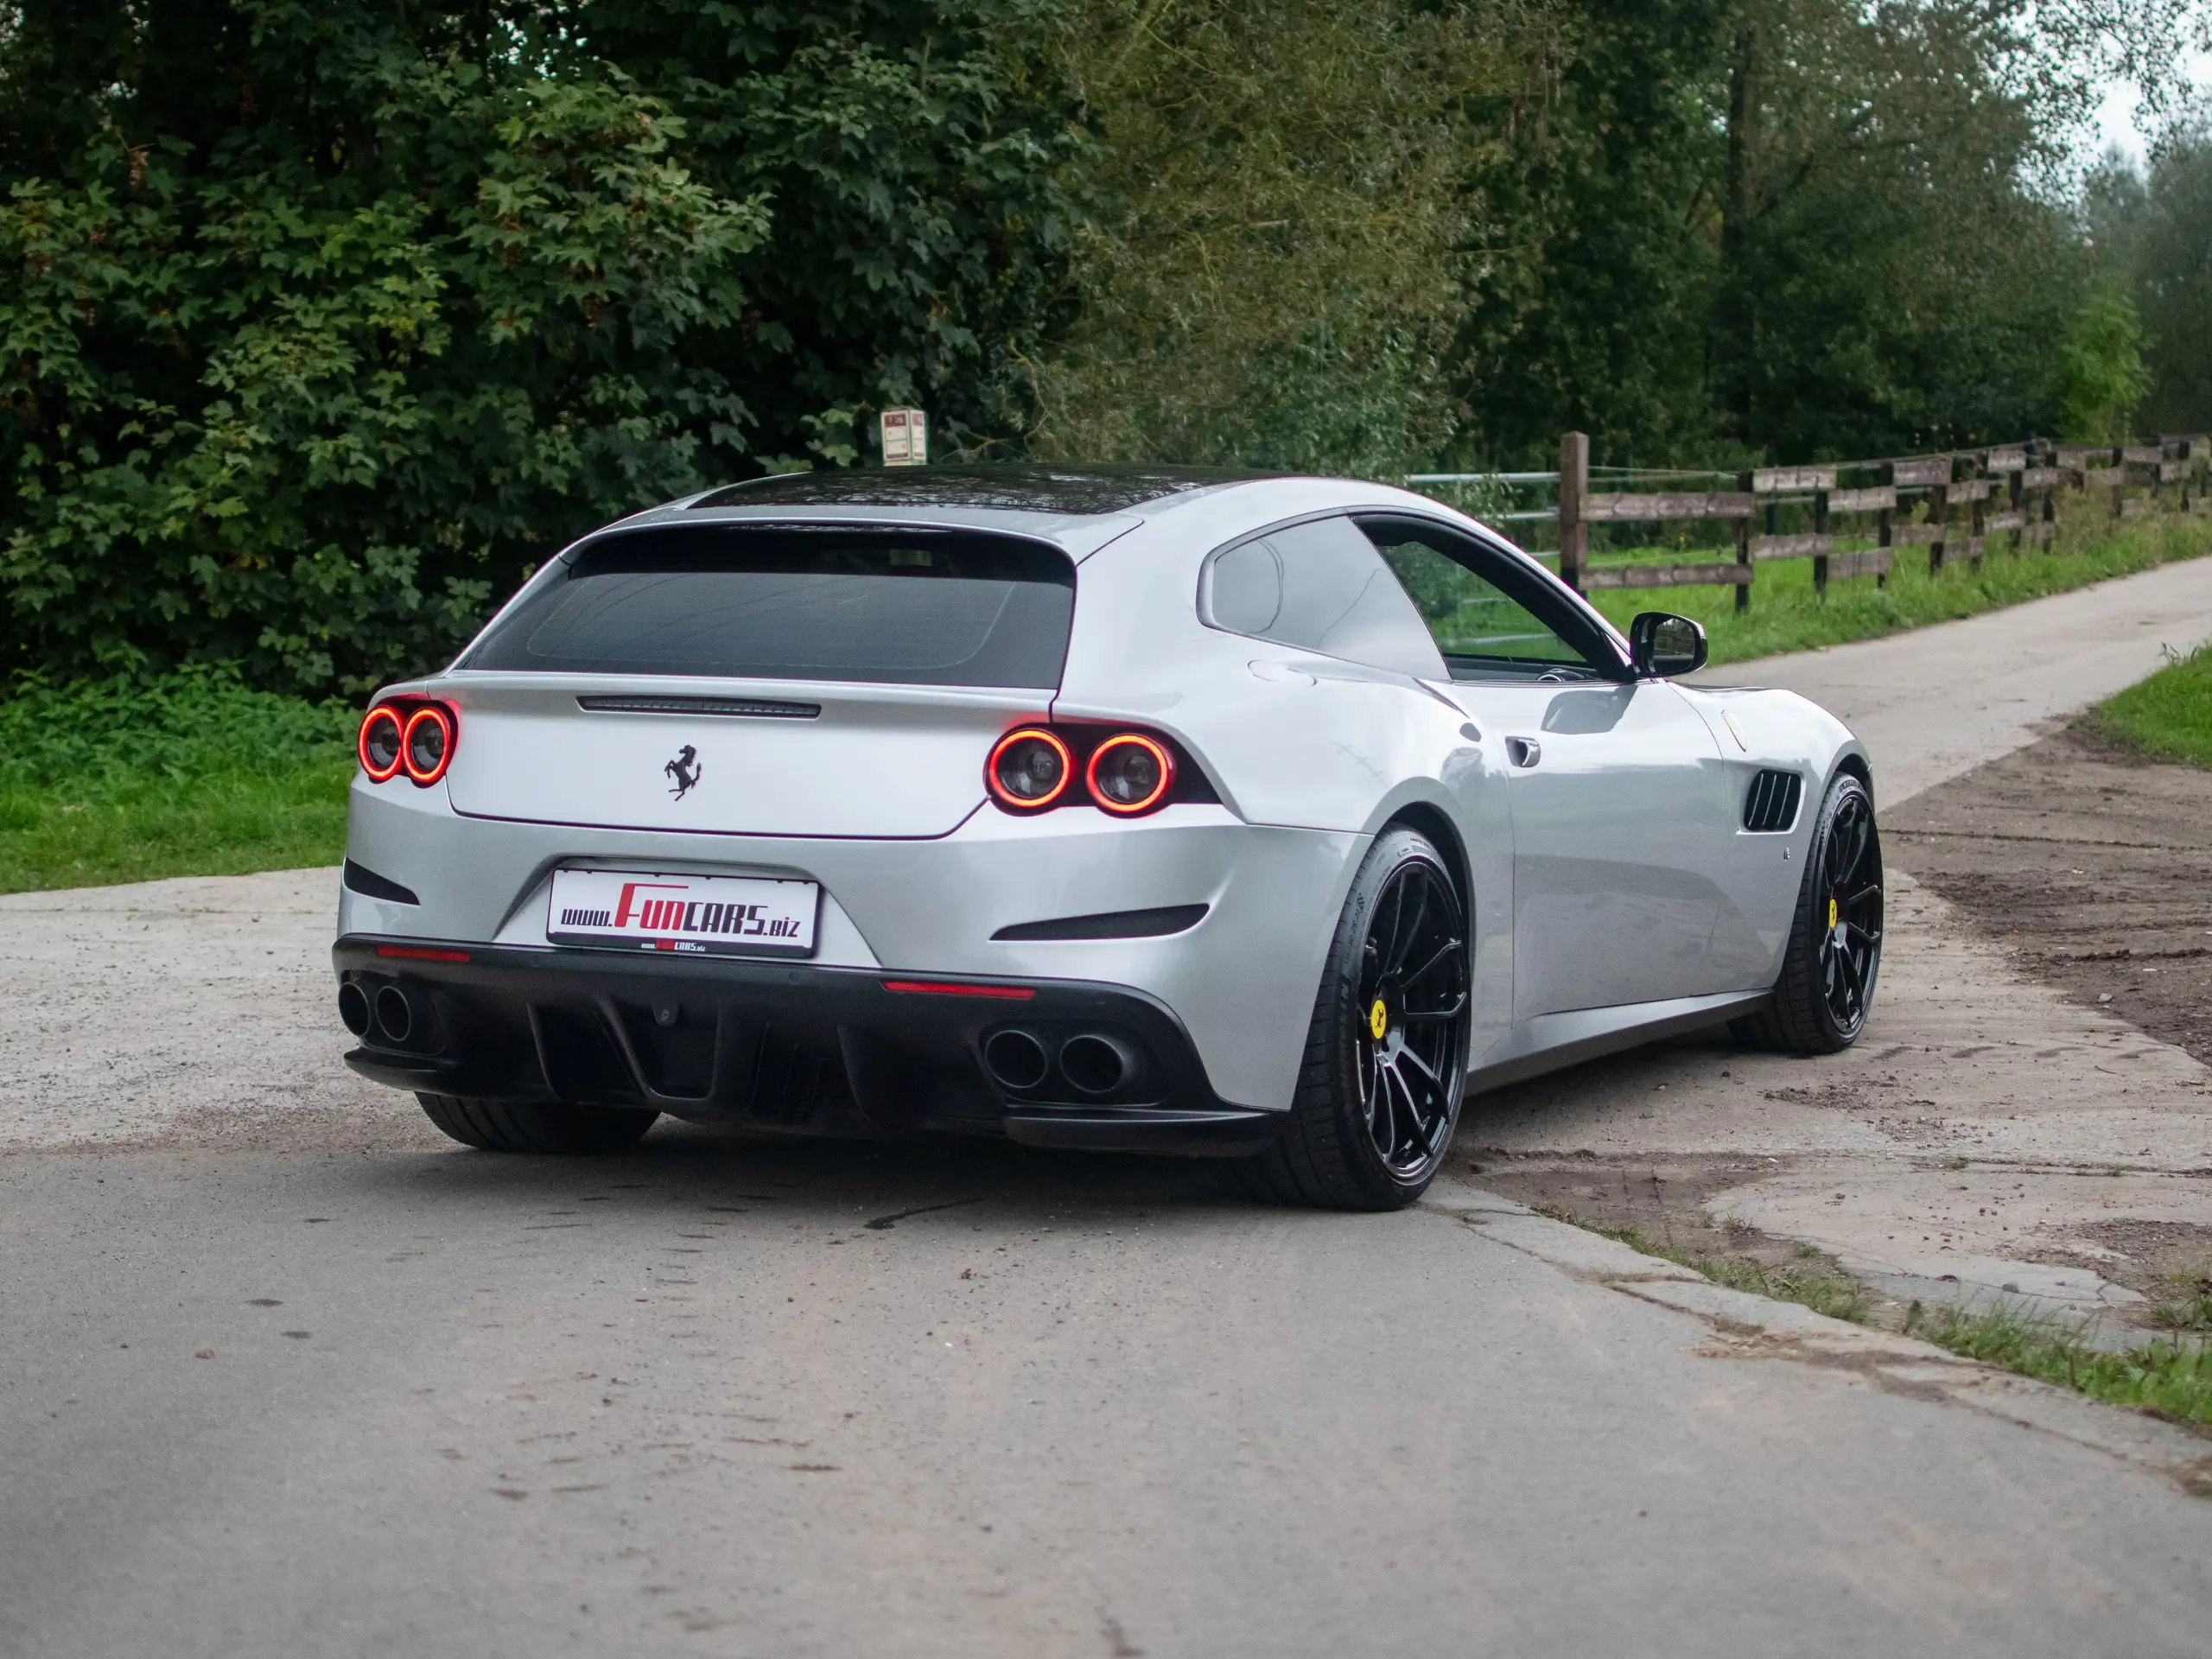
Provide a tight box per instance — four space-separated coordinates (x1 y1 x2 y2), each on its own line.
1357 519 1605 682
1199 516 1446 679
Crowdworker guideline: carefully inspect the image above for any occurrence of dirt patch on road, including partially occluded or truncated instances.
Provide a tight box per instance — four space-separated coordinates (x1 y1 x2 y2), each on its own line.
2018 1219 2212 1327
1457 1152 1768 1247
1459 1150 1890 1323
1885 724 2212 1066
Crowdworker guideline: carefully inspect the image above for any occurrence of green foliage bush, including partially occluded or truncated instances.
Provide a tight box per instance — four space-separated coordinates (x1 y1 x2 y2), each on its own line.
0 663 352 781
2056 282 2153 442
0 0 1079 694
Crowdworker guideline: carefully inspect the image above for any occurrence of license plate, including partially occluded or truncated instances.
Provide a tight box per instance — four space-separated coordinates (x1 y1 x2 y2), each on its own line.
547 868 821 958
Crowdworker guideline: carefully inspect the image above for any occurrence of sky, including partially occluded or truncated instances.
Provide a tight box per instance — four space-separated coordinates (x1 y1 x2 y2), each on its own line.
2093 48 2211 167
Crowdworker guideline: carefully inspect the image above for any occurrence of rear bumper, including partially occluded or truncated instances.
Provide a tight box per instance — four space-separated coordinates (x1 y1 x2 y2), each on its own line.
334 937 1281 1157
341 784 1364 1116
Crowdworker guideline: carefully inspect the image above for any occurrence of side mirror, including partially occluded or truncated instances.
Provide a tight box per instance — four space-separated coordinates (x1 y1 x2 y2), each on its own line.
1630 612 1707 678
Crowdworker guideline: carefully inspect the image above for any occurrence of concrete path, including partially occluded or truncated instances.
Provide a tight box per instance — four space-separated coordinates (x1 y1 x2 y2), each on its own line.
1691 549 2212 804
1471 868 2212 1321
8 558 2212 1655
1479 555 2212 1325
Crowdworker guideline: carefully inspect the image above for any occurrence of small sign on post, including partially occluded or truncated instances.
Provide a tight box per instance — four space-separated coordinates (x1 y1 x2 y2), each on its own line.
880 408 928 467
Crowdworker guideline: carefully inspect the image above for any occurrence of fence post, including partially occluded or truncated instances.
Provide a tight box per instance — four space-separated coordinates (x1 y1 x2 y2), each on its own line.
1735 471 1755 611
1929 462 1951 575
2024 438 2043 543
1969 455 1986 572
2111 444 2126 519
1876 461 1894 590
1812 486 1830 598
2006 454 2024 554
1558 431 1589 594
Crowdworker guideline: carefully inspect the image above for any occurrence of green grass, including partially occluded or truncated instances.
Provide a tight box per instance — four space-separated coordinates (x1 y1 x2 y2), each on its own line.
1604 1217 2212 1426
2094 640 2212 768
2149 1268 2212 1334
1907 1303 2212 1427
1580 505 2212 666
1598 1225 1874 1324
0 666 355 893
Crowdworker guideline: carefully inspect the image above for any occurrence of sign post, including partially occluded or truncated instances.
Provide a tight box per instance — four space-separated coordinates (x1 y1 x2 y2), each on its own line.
880 409 928 467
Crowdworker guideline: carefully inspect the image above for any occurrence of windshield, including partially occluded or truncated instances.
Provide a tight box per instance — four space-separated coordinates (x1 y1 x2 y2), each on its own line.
462 526 1077 688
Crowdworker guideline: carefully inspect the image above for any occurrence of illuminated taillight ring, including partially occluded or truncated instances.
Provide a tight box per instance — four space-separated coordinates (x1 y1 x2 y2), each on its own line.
358 706 404 782
988 726 1074 810
1086 733 1175 815
401 704 455 786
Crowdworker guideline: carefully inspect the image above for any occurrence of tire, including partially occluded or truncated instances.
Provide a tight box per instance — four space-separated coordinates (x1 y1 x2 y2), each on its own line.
1230 825 1472 1211
416 1093 659 1154
1732 770 1885 1054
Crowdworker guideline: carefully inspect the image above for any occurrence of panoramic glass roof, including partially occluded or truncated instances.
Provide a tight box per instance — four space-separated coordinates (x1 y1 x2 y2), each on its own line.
689 464 1260 516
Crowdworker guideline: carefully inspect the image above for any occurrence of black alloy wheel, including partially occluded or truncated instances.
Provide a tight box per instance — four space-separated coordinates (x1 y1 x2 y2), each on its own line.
1357 857 1470 1179
1817 782 1884 1034
1233 826 1472 1210
1734 771 1885 1054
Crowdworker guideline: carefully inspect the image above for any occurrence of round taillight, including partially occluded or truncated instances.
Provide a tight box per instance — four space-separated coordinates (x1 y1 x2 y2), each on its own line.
988 728 1073 810
402 704 455 785
1087 733 1174 815
359 706 404 781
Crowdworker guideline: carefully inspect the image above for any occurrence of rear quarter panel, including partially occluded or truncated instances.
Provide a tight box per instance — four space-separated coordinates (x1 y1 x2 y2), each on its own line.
1052 486 1516 1065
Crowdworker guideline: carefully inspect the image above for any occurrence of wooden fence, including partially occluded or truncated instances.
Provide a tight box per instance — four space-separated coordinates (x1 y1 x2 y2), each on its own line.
1408 434 2211 608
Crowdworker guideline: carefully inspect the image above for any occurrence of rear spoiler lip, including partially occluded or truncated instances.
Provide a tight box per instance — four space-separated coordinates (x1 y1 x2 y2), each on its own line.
573 503 1143 561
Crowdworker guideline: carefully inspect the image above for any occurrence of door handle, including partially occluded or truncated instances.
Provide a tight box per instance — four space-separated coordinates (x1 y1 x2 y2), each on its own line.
1505 736 1541 768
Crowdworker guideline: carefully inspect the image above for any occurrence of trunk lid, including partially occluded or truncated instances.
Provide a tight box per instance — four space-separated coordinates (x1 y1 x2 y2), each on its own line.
440 675 1040 839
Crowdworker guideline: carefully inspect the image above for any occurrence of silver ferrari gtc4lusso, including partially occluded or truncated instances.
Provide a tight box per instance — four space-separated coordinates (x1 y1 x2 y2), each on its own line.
334 467 1882 1210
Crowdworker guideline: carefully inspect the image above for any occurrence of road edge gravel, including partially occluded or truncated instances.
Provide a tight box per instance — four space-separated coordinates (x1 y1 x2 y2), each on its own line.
1425 1185 2212 1495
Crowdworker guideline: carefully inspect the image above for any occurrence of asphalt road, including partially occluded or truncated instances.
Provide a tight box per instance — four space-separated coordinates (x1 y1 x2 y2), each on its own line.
8 558 2212 1657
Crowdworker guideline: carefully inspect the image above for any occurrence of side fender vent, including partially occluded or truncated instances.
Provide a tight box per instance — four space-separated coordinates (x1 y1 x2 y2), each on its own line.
1743 769 1804 833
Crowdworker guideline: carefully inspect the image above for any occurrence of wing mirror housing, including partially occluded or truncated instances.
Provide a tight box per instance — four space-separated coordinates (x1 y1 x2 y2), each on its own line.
1630 612 1707 678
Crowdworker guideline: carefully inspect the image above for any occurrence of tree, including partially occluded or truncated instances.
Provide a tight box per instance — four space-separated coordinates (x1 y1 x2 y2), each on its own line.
1029 0 1554 476
1451 0 2174 465
1709 0 2088 456
2091 124 2212 433
1452 0 1729 467
2056 283 2152 441
0 1 1079 692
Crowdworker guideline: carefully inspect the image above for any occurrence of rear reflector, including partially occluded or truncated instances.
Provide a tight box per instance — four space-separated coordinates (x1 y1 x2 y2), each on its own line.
376 944 472 963
881 979 1036 1001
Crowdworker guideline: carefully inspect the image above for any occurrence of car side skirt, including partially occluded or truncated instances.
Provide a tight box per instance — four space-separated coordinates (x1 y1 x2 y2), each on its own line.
1465 989 1772 1096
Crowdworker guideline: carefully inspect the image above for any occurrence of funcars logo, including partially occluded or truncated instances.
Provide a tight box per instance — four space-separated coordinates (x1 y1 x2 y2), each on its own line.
557 880 804 942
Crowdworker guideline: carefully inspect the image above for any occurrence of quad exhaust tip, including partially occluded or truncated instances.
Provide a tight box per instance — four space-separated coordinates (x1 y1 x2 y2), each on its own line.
337 981 372 1039
982 1028 1139 1096
1058 1033 1134 1096
373 984 415 1046
982 1028 1050 1091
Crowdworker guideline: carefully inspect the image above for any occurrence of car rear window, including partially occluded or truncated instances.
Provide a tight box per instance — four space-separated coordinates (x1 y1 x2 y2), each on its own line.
461 526 1077 688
